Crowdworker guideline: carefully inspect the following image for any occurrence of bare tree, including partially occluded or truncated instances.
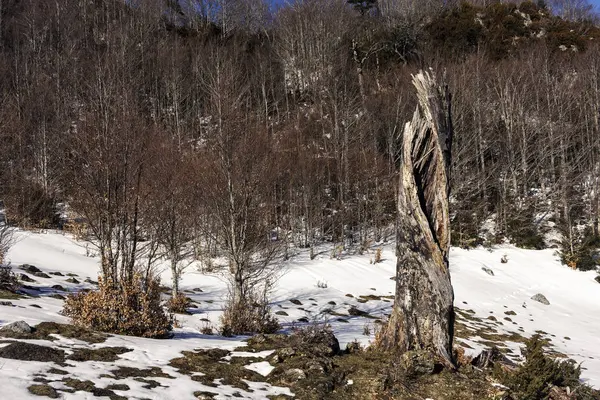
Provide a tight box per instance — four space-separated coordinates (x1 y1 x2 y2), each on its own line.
198 42 282 316
0 223 15 265
549 0 596 21
378 71 455 365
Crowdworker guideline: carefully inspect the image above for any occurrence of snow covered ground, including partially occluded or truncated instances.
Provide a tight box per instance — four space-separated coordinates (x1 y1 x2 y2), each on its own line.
1 230 599 399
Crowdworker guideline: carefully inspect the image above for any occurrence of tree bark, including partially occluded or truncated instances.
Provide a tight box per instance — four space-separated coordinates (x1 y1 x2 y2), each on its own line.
378 71 455 365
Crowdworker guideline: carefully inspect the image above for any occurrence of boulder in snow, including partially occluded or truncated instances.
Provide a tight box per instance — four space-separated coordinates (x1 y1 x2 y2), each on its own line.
284 368 306 381
0 320 33 334
20 264 41 274
19 273 35 283
531 293 550 305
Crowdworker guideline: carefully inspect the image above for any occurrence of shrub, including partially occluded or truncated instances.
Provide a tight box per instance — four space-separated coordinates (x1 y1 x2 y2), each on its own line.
4 181 59 229
0 266 20 292
374 248 382 264
504 207 545 250
497 334 582 400
454 346 473 367
167 293 192 314
0 224 15 265
559 227 600 271
290 323 340 356
451 209 485 249
63 273 172 338
220 292 279 337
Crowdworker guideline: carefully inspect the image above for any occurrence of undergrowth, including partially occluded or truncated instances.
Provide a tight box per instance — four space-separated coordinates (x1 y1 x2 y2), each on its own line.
63 273 172 338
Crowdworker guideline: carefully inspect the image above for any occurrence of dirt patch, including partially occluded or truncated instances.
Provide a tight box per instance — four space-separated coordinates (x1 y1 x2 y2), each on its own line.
0 342 65 363
68 346 132 362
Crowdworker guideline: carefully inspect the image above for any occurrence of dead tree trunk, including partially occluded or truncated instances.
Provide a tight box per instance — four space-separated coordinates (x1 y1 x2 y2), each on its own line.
378 71 455 365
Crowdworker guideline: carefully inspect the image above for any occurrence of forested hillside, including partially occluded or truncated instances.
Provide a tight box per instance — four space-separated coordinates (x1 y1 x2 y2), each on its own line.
1 0 599 271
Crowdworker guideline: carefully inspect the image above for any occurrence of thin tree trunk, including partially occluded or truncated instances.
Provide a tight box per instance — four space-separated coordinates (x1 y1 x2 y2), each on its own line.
378 71 455 365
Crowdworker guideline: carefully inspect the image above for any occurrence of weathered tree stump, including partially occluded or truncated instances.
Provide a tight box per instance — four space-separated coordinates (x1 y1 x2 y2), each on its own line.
378 71 455 366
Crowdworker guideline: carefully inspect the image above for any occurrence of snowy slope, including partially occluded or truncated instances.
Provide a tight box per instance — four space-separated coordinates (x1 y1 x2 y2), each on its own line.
0 230 599 399
451 246 600 387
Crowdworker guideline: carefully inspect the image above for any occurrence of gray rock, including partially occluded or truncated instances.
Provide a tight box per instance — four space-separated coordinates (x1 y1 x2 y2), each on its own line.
531 293 550 305
482 266 495 276
0 301 14 306
20 264 41 274
0 320 33 334
284 368 306 381
19 273 35 283
306 360 327 374
276 347 296 360
400 350 436 376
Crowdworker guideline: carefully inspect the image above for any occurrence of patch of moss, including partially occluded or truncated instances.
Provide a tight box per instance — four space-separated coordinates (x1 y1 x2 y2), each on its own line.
105 384 130 391
133 378 163 389
194 391 218 399
47 368 68 375
348 306 376 319
0 321 107 343
68 346 132 362
63 378 97 391
170 349 263 391
110 366 174 380
0 289 24 300
0 342 65 362
28 384 59 398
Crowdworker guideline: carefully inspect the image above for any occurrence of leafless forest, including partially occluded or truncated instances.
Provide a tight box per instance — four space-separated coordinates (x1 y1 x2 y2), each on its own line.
1 0 600 283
